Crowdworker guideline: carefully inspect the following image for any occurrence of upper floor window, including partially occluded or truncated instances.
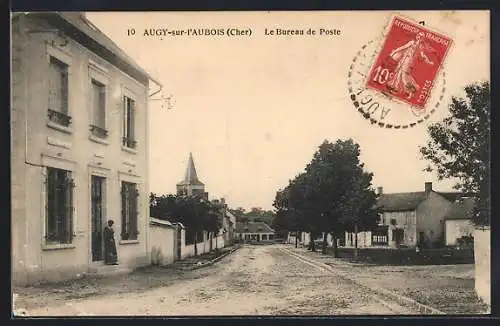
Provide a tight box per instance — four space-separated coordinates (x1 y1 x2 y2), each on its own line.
123 96 136 149
47 56 71 127
45 167 74 245
90 79 108 138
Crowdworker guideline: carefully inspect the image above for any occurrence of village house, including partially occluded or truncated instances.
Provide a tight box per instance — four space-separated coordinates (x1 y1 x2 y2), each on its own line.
345 182 467 249
11 12 161 285
443 197 476 246
236 221 275 243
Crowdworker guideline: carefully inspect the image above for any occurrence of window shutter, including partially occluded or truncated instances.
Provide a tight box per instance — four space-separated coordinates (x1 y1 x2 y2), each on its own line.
129 185 138 238
61 69 68 114
65 175 74 244
123 97 128 140
98 85 106 128
129 100 135 141
121 183 127 238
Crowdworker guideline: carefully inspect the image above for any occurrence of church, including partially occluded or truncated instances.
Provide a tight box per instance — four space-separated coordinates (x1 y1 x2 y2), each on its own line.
176 152 209 200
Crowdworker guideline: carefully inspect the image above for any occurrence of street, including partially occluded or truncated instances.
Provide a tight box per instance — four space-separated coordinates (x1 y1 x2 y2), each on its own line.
20 245 418 316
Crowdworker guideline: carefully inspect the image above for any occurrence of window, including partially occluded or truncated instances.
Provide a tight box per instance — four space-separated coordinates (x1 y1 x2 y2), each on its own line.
45 167 74 244
90 79 107 138
47 56 71 127
121 181 139 240
123 96 136 149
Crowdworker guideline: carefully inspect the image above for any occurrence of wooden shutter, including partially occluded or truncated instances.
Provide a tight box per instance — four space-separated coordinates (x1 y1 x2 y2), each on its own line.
129 184 138 239
65 173 74 244
98 84 106 128
121 182 127 239
128 99 135 141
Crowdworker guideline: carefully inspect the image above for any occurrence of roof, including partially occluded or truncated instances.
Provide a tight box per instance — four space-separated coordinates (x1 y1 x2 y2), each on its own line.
377 190 466 212
149 217 175 228
377 192 428 212
19 12 157 86
177 153 205 186
444 198 476 220
236 222 275 234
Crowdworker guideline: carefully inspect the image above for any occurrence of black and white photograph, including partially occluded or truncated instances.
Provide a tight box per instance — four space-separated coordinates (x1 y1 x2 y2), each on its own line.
10 10 491 316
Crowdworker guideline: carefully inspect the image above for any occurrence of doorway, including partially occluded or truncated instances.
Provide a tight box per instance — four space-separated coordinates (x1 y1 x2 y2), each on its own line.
176 226 182 260
91 175 105 262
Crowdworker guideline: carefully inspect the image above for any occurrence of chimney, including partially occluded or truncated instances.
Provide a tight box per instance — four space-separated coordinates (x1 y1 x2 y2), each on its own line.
425 182 432 194
377 187 383 195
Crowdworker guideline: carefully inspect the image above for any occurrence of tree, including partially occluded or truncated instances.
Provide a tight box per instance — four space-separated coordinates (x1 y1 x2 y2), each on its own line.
419 81 490 226
304 139 379 256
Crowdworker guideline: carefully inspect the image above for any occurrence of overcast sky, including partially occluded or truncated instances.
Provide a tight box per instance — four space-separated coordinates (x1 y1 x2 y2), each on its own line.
86 11 489 211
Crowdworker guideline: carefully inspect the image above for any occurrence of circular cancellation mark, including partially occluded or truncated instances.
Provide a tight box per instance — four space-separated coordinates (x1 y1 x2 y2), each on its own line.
347 15 452 129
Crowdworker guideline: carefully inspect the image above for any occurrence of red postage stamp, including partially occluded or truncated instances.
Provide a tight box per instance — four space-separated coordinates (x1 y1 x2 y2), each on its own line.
366 16 453 109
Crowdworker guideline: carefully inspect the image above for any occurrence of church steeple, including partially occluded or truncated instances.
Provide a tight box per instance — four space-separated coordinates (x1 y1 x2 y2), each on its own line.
181 152 204 186
176 153 206 197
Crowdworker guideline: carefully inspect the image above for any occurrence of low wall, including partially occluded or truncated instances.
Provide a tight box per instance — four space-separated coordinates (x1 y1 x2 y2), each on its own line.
330 247 474 265
474 227 490 306
182 244 195 259
149 218 176 266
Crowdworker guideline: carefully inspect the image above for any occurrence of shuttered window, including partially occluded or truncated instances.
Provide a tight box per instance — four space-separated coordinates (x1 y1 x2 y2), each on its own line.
121 182 139 240
46 167 74 244
90 79 107 137
122 96 136 148
47 56 71 127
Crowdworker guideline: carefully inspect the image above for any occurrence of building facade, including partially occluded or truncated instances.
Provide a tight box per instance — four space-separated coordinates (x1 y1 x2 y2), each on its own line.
345 182 464 249
236 222 275 243
11 12 157 285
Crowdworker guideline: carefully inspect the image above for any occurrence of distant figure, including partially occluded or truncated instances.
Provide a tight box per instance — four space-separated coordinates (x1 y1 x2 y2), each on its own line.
104 220 118 265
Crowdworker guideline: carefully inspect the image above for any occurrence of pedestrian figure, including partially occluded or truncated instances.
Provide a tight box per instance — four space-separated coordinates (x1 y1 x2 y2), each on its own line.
104 219 118 265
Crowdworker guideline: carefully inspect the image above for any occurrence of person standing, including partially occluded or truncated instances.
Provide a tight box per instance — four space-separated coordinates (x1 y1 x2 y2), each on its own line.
104 220 118 265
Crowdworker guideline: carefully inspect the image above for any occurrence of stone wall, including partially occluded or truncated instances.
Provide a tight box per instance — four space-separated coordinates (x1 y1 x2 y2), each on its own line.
474 227 490 306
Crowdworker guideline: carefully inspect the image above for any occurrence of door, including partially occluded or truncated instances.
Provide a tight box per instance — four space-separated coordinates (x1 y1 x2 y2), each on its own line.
419 232 425 248
91 175 105 262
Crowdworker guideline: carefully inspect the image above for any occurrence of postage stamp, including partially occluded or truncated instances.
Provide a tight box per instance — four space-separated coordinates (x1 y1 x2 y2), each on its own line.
366 16 453 109
347 15 453 129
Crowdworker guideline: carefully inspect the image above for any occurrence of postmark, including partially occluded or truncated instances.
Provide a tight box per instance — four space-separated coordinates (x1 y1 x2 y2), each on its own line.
347 16 453 129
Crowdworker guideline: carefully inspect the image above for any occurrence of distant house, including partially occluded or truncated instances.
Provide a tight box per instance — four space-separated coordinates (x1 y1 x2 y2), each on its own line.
345 182 467 249
444 197 476 246
236 222 275 243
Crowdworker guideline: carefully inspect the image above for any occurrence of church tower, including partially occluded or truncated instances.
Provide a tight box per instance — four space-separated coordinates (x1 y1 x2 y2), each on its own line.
176 153 207 199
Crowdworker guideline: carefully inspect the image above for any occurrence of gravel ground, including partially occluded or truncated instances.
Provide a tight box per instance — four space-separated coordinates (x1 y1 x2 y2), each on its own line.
14 245 416 316
287 246 489 314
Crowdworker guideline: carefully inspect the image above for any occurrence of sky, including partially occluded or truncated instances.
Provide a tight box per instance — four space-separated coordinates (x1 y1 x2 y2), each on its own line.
86 11 489 211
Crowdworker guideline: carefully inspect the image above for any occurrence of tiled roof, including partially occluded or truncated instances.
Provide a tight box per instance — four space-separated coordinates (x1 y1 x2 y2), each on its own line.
444 198 476 220
438 192 468 202
377 192 428 212
236 222 275 234
377 190 466 212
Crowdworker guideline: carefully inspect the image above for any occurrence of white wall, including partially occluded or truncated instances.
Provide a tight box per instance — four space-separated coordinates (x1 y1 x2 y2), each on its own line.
11 15 150 285
344 231 372 248
149 221 175 266
445 219 475 246
182 244 195 259
474 227 490 306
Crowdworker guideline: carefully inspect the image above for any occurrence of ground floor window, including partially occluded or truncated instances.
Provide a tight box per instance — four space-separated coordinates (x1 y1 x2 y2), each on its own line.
262 234 268 240
45 167 74 244
121 181 139 240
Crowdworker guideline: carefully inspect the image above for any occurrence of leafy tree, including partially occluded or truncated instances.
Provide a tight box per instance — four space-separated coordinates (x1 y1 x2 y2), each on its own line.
419 81 490 226
303 139 379 256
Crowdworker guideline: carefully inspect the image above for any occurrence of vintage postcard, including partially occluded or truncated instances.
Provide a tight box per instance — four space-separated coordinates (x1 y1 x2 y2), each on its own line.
11 11 490 316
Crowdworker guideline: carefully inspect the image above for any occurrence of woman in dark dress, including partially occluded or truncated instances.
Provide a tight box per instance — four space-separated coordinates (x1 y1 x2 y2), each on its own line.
104 220 118 265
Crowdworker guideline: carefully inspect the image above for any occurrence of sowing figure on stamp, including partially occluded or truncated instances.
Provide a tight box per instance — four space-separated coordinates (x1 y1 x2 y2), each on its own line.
104 219 118 265
386 32 435 99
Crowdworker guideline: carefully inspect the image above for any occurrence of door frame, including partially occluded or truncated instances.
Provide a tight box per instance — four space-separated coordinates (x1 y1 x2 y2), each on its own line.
88 165 109 266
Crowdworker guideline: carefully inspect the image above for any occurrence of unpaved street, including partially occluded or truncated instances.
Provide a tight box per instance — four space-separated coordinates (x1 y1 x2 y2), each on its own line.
21 245 417 316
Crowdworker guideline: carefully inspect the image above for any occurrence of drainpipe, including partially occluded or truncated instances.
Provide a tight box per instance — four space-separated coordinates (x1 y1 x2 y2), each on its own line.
145 77 163 264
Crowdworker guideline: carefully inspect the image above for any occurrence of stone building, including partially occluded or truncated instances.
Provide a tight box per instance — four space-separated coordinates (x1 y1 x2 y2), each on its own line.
11 12 160 285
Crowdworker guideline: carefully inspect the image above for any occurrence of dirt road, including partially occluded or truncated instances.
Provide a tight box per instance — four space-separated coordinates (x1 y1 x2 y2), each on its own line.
19 245 417 316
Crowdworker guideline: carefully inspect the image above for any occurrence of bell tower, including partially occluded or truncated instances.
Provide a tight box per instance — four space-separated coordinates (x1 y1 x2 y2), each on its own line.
176 153 207 199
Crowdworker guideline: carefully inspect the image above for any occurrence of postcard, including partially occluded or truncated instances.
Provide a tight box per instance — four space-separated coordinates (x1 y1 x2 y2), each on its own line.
11 10 490 316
